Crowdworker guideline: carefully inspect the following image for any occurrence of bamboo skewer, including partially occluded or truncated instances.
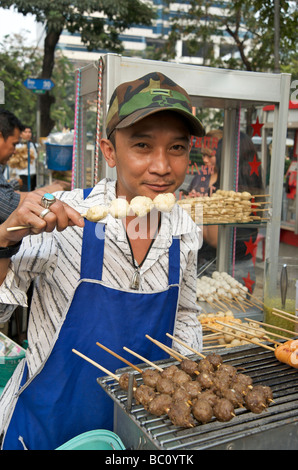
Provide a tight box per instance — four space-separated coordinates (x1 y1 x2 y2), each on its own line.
272 308 298 323
213 321 275 351
123 346 163 372
145 335 185 362
271 309 298 324
244 317 297 339
96 341 142 373
228 320 282 346
6 225 34 232
72 348 119 381
166 333 206 358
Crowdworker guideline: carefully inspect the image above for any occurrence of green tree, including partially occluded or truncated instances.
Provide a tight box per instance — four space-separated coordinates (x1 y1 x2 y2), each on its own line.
159 0 297 73
0 0 156 136
0 33 75 136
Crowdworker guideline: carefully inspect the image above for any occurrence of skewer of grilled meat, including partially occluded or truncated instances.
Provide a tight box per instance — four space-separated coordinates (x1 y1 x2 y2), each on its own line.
213 398 236 422
192 399 213 424
134 384 156 409
148 394 173 416
167 400 196 428
244 387 268 413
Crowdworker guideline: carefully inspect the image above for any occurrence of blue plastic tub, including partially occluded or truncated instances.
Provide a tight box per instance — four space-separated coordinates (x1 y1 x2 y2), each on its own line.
56 430 125 450
46 143 73 171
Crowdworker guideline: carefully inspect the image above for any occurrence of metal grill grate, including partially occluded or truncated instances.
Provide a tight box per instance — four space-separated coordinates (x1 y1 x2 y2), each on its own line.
97 345 298 450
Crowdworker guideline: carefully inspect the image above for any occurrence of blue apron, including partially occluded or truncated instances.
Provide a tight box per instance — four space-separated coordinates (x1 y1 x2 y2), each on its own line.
2 188 181 450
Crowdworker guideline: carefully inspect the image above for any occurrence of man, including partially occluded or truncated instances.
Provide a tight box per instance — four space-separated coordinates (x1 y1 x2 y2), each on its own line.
0 72 204 450
0 109 24 223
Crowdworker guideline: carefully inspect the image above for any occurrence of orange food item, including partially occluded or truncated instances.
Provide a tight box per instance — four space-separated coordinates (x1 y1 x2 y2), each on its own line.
274 339 298 369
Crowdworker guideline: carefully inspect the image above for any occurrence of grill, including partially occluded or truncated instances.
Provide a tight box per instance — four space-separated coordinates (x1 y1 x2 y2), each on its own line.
97 344 298 450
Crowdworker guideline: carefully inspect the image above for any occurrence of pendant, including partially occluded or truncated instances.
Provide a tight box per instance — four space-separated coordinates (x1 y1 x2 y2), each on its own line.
130 269 140 290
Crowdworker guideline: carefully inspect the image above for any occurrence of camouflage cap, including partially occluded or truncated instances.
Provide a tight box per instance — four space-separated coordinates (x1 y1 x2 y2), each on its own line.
106 72 205 138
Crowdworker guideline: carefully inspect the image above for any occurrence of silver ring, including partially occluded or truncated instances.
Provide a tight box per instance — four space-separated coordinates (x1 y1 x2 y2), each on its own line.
41 193 56 209
40 208 51 219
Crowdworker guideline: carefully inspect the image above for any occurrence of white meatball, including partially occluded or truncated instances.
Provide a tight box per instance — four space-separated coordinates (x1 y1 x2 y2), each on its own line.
153 193 176 212
109 198 130 219
130 196 153 217
85 205 109 222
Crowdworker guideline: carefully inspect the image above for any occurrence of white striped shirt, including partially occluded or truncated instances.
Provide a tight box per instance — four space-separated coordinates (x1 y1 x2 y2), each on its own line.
0 178 202 434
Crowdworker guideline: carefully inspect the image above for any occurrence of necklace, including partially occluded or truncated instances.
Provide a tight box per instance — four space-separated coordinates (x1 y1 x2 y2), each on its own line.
126 214 161 290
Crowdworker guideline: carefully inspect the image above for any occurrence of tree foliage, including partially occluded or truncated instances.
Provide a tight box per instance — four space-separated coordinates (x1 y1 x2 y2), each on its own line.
158 0 297 73
0 0 156 135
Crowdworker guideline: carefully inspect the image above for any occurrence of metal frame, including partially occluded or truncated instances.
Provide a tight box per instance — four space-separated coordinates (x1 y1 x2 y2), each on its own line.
74 53 291 275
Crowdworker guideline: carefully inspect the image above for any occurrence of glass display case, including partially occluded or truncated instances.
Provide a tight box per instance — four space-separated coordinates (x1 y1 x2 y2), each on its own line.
72 54 291 321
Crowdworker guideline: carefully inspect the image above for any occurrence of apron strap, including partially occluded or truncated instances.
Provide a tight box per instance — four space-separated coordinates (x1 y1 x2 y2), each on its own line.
80 188 105 281
168 236 180 285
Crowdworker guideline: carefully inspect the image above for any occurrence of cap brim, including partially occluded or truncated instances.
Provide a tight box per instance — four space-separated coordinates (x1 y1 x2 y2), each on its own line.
115 107 205 137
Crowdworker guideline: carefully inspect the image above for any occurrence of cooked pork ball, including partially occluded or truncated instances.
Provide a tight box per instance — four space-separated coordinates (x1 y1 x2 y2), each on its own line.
182 381 202 399
232 373 253 388
130 196 153 217
156 377 176 395
221 388 244 408
85 205 109 222
198 390 219 408
148 394 173 416
153 193 176 212
167 400 195 428
160 364 180 379
205 353 223 370
109 198 130 218
244 388 267 414
213 398 235 422
192 399 213 424
217 363 237 379
171 369 192 386
119 372 137 391
172 387 191 404
253 385 273 404
134 384 156 409
142 369 160 389
197 358 214 374
180 359 199 377
196 372 214 390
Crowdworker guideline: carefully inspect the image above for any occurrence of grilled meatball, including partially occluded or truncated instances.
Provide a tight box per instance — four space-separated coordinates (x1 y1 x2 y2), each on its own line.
214 369 233 388
244 388 267 414
171 369 192 386
148 394 173 416
134 384 156 409
142 369 160 388
197 358 214 374
213 398 235 422
119 372 137 391
222 388 244 408
232 381 250 397
161 364 179 379
233 373 253 388
180 359 199 377
156 377 176 395
172 387 191 404
182 381 202 399
196 371 214 390
198 390 219 408
167 400 195 428
217 363 237 379
213 376 230 396
253 385 273 405
192 399 213 424
205 353 223 370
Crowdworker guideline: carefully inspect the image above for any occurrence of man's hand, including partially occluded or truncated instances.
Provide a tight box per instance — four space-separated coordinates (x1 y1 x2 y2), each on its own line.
0 192 85 247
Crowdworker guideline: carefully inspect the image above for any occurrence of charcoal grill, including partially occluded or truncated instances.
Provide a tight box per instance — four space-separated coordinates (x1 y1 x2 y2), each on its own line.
97 344 298 450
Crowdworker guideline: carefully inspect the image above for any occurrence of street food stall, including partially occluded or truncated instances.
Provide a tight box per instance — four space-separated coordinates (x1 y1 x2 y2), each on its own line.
69 54 298 449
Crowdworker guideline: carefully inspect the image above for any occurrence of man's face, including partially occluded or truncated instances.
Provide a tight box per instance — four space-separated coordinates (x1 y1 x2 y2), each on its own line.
0 128 21 165
105 111 191 201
